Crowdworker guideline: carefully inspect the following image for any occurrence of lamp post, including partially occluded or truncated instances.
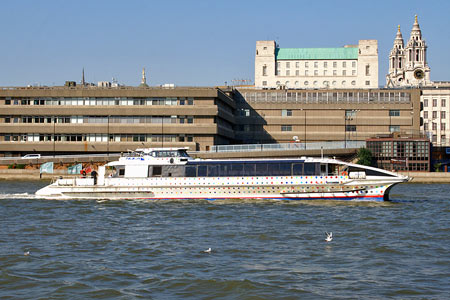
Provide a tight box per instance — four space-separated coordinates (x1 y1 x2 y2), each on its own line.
107 115 110 156
53 116 56 157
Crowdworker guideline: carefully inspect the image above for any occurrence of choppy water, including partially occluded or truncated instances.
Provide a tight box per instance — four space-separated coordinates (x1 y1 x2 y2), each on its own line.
0 181 449 299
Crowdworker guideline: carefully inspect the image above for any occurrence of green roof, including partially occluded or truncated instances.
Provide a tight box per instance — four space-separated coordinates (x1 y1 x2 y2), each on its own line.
276 47 358 60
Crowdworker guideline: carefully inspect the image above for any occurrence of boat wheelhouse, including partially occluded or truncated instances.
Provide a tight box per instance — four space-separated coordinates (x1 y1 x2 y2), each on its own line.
36 147 409 201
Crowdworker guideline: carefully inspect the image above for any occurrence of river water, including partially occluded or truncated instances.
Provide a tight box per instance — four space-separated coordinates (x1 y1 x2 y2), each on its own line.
0 181 449 299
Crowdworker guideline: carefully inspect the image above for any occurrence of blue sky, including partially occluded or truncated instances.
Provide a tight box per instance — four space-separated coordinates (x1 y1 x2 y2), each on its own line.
0 0 449 87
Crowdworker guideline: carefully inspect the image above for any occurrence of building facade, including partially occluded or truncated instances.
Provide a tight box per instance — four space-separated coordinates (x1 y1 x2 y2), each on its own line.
233 88 421 144
255 40 378 89
421 87 450 145
0 86 235 156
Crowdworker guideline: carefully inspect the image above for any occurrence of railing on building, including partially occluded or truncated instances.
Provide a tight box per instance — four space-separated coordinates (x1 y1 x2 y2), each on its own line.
208 141 366 153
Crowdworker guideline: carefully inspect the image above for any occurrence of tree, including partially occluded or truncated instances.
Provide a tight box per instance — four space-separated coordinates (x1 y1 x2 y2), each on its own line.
356 148 372 166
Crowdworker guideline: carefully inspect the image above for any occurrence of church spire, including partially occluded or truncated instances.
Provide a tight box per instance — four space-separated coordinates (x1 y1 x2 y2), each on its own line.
410 14 422 39
394 25 404 48
139 67 149 87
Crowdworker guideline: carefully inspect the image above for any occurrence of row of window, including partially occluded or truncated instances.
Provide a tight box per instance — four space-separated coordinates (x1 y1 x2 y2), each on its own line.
2 97 194 106
423 111 446 119
423 123 446 131
278 125 400 132
275 69 358 77
242 91 411 104
185 162 320 177
263 80 371 87
3 116 195 124
278 61 357 69
1 134 195 143
423 98 447 108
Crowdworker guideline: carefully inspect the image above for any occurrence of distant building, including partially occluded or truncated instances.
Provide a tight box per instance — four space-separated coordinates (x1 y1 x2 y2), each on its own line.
0 86 235 155
367 134 430 172
386 16 431 87
255 40 378 89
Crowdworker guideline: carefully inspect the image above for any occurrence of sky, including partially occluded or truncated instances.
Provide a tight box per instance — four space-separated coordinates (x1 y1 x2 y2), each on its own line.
0 0 449 87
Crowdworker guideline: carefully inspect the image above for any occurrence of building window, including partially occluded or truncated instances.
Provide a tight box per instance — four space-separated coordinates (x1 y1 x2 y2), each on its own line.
351 81 356 86
313 81 318 86
343 61 347 68
282 109 292 117
352 70 356 76
342 70 346 76
187 98 194 105
441 135 446 143
332 81 336 86
432 123 437 130
352 61 356 68
305 70 309 76
389 110 400 117
304 81 309 85
433 99 437 107
389 125 400 132
295 81 299 86
441 111 446 119
295 70 299 76
276 81 281 86
424 99 428 107
432 111 437 119
314 70 318 76
286 62 290 68
365 64 370 76
305 62 309 68
262 81 267 86
424 111 428 119
345 110 357 117
342 81 346 86
365 81 370 85
281 125 292 131
314 62 318 68
296 62 299 68
345 125 356 132
323 70 327 76
333 62 337 68
262 65 267 76
424 123 428 130
441 123 446 130
286 70 290 76
323 62 328 68
333 70 337 76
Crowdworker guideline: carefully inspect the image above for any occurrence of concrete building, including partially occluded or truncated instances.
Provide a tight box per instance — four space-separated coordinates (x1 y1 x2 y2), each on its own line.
421 86 450 145
255 40 378 89
232 88 421 144
0 86 235 156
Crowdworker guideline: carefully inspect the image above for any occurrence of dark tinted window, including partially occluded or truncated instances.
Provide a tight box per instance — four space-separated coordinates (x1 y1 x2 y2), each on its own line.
255 163 268 176
293 163 303 175
198 165 207 177
304 163 317 175
185 166 196 177
244 164 256 176
230 164 244 176
208 165 219 177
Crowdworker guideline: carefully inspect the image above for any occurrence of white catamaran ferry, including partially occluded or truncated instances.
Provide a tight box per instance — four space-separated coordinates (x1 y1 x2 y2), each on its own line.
36 147 409 201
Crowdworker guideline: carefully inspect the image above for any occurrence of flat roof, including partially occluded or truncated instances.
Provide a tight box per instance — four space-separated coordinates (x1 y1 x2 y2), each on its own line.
276 47 358 60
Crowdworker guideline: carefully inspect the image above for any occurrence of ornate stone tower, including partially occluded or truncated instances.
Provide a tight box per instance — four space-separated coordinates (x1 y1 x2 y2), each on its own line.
386 15 431 87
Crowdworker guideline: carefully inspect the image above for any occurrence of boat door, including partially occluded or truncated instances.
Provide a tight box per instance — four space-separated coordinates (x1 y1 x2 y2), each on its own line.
320 163 328 176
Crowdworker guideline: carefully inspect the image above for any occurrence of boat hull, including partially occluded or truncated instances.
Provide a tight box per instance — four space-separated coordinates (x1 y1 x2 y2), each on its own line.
36 175 405 201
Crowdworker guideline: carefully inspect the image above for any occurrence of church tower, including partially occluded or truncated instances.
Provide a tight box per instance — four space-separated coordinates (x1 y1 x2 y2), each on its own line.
386 15 431 87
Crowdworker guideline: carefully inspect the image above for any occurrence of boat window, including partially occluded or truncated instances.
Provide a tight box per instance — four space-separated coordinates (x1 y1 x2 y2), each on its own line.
219 164 229 176
208 165 219 177
119 168 125 176
244 164 256 176
152 166 162 176
255 163 268 176
304 163 317 175
198 165 207 177
230 164 244 176
320 164 327 176
279 163 291 176
185 166 196 177
293 163 303 175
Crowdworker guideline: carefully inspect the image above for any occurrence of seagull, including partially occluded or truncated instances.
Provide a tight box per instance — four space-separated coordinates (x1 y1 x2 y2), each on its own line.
24 251 30 256
203 248 212 253
325 232 333 242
